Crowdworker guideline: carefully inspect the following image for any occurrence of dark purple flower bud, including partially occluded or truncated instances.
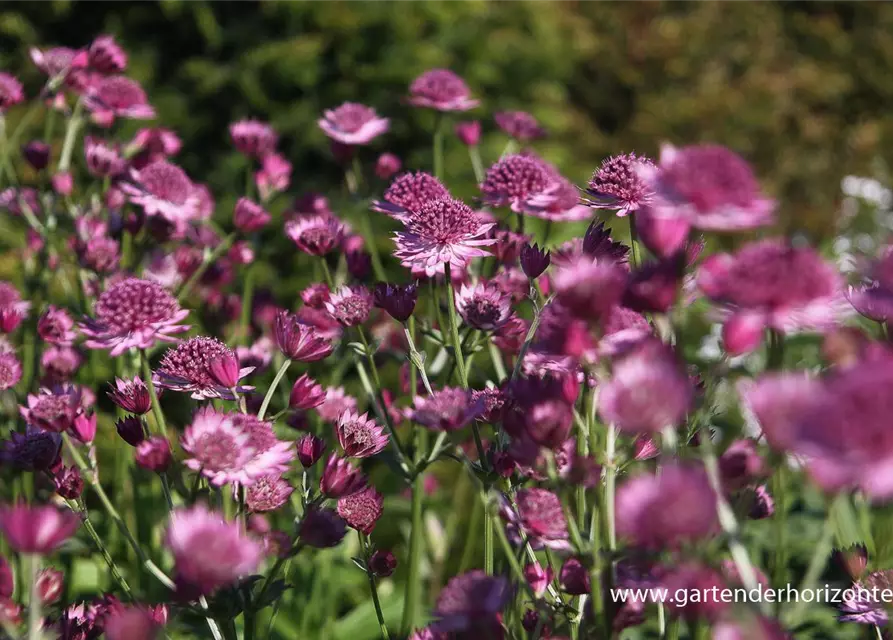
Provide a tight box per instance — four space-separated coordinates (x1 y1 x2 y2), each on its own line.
373 282 418 323
524 561 553 598
135 436 172 473
54 465 83 499
207 352 242 389
299 507 347 548
747 485 775 520
375 153 402 180
622 255 684 313
108 377 152 415
559 557 590 595
233 198 271 233
290 374 326 410
369 550 397 577
520 243 551 279
71 412 97 444
52 172 73 196
319 454 367 498
454 121 481 146
22 141 51 171
116 416 146 447
346 250 372 280
718 439 765 491
296 433 325 468
522 610 550 635
36 568 63 605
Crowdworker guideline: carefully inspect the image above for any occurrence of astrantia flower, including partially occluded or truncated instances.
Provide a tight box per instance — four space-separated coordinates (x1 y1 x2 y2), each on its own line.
320 454 368 498
553 255 627 321
455 120 481 146
0 73 24 112
233 198 271 233
273 311 334 362
408 69 478 112
641 143 774 231
0 349 22 391
84 76 155 127
289 373 326 410
181 407 294 487
839 572 893 626
393 196 495 276
494 111 546 141
107 377 152 415
336 411 389 458
0 428 61 471
846 249 893 323
374 282 418 322
29 46 86 80
582 220 631 264
0 503 79 554
135 436 173 473
319 102 389 145
40 347 82 385
431 570 510 635
80 279 189 355
285 215 345 256
37 306 77 346
372 171 450 221
616 464 719 550
317 386 358 422
166 504 262 594
0 282 30 333
229 120 278 158
600 338 693 434
246 475 294 513
503 373 576 449
455 282 513 331
324 286 373 327
515 488 569 548
256 152 291 200
412 387 485 431
299 507 347 548
336 485 384 534
155 337 253 400
699 239 850 348
86 35 127 74
480 153 554 211
584 152 655 216
121 161 200 225
84 136 126 178
20 385 82 433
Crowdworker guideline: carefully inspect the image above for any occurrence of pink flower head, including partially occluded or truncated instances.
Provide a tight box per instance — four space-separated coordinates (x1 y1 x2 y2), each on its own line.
320 454 368 498
515 488 569 548
135 436 173 473
273 311 334 361
599 338 693 434
336 485 384 534
121 160 200 225
584 152 655 216
84 136 125 178
0 349 22 391
155 336 254 400
87 35 127 74
229 119 278 158
181 407 294 487
166 504 261 594
20 385 82 433
336 410 389 458
494 110 546 141
412 387 485 432
29 46 86 80
104 607 160 640
285 215 345 256
297 433 326 468
0 282 30 333
641 143 775 231
374 282 419 323
431 570 510 635
84 76 155 127
107 377 152 415
318 102 389 146
375 152 401 180
393 196 495 276
0 427 61 472
0 503 79 554
455 120 481 146
130 127 182 168
289 373 326 410
233 198 271 233
553 255 628 321
36 306 76 347
408 69 478 112
698 239 850 341
616 464 719 549
0 73 24 112
80 279 189 355
372 171 450 221
40 347 82 385
480 153 554 211
246 475 294 513
847 249 893 323
455 282 513 331
317 386 358 422
255 153 291 199
324 285 373 327
503 373 576 448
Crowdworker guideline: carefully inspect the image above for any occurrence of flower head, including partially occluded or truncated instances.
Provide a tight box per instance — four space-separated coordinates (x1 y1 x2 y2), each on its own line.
494 111 546 141
319 102 389 145
431 570 510 634
273 311 334 361
585 152 655 216
393 196 495 276
297 434 326 468
515 488 569 547
54 466 83 500
375 152 401 180
37 306 77 346
374 282 418 322
372 171 450 221
135 437 173 473
0 428 61 471
454 120 481 146
22 141 51 171
370 550 397 577
233 198 270 233
520 243 551 279
246 475 294 513
455 282 513 331
155 337 253 400
29 46 86 79
0 503 79 554
336 411 389 458
86 35 127 74
20 385 82 433
317 386 358 422
0 349 22 391
299 507 347 548
408 69 478 112
285 215 345 256
256 153 291 199
0 282 30 333
553 255 627 321
120 161 200 225
324 285 373 327
84 76 155 127
480 153 554 211
290 373 326 410
108 377 152 415
320 454 368 498
336 485 384 534
166 505 261 594
412 387 485 431
229 120 277 158
0 73 24 112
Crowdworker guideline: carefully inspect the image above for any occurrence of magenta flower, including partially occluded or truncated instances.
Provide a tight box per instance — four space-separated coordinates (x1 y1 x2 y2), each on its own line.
53 466 83 500
335 410 389 458
20 385 82 433
22 141 51 171
494 111 546 141
273 311 334 362
107 377 152 415
297 433 326 468
299 507 347 548
374 282 419 323
0 282 30 333
317 386 358 422
154 337 253 400
454 120 481 146
370 550 397 577
616 464 719 550
639 143 775 231
480 153 554 211
375 152 401 180
256 152 291 199
80 279 189 356
515 488 569 549
181 407 294 487
847 249 893 323
393 196 495 276
29 46 86 80
584 152 655 216
104 608 160 640
41 346 82 385
86 35 127 74
0 349 22 391
130 127 182 168
0 427 61 471
135 436 173 473
324 285 373 327
0 503 80 554
503 373 576 448
337 485 384 534
84 136 126 178
285 215 346 256
166 504 261 594
37 306 77 346
229 120 278 158
553 255 627 321
320 454 368 498
431 570 510 635
246 475 294 513
233 198 271 233
116 416 145 447
408 69 478 112
559 557 591 595
318 102 389 145
0 73 24 112
84 76 155 127
520 243 551 279
455 282 513 331
372 171 450 221
289 373 326 410
412 387 485 431
120 161 200 225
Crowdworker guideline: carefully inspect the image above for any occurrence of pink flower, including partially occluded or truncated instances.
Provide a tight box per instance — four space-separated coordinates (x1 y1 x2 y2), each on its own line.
503 373 576 449
412 387 485 431
86 35 127 74
454 120 481 146
155 336 254 400
80 279 189 355
285 215 345 256
0 503 80 554
246 475 294 513
515 488 569 548
272 311 334 361
317 386 358 422
408 69 478 112
639 143 775 231
0 282 30 333
229 120 278 158
130 127 182 168
335 410 389 458
0 73 24 112
479 153 554 211
320 454 368 498
120 161 200 226
107 377 152 415
37 305 77 346
616 464 719 549
324 285 373 327
20 385 82 433
375 153 401 180
84 76 155 127
431 570 510 635
135 436 172 473
584 152 655 216
318 102 389 145
374 282 419 323
296 434 326 468
105 607 160 640
847 248 893 323
165 504 261 593
336 485 384 534
455 282 513 331
233 198 271 233
255 153 291 200
393 196 495 276
372 171 450 221
290 373 326 410
29 47 86 81
0 349 22 391
84 136 125 178
553 255 627 321
494 111 546 141
181 408 294 487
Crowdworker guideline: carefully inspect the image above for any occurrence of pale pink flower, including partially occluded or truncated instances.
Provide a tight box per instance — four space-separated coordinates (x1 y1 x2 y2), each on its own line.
229 120 277 158
584 152 655 216
371 171 450 221
408 69 478 112
84 76 155 127
318 102 389 145
154 336 254 400
120 161 200 225
455 282 513 331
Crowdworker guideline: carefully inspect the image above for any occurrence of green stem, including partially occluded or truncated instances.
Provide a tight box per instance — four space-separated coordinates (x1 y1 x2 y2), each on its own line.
238 265 255 346
57 98 84 174
483 511 493 575
403 325 434 395
140 350 174 509
627 213 640 269
354 358 412 474
177 233 236 302
487 340 507 383
433 114 445 180
605 424 617 552
360 532 391 640
509 295 552 382
402 470 425 635
468 145 484 184
74 503 134 600
258 359 291 420
28 554 40 640
444 269 469 388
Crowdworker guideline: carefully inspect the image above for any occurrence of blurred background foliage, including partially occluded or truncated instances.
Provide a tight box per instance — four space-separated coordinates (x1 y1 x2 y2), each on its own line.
3 1 893 238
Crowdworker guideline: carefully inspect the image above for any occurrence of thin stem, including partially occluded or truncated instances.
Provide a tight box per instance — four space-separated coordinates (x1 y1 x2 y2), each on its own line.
140 350 174 509
360 532 391 640
238 265 255 346
509 295 552 382
258 359 291 420
433 114 445 180
402 470 425 635
627 213 640 269
483 510 493 575
443 269 469 388
74 503 134 599
605 424 617 552
57 98 84 173
468 145 484 184
788 494 844 625
28 554 40 640
403 325 434 396
177 233 236 302
487 340 508 384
